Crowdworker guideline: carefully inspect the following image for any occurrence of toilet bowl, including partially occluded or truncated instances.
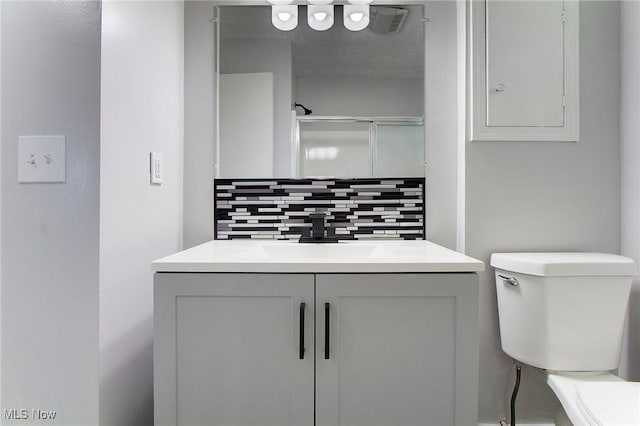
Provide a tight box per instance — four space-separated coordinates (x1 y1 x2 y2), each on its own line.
547 372 640 425
490 252 638 425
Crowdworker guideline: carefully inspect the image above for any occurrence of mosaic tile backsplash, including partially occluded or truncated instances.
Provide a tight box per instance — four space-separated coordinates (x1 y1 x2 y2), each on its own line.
214 178 425 240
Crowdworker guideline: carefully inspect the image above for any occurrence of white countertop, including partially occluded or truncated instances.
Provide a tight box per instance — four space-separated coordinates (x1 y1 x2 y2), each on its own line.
152 239 485 273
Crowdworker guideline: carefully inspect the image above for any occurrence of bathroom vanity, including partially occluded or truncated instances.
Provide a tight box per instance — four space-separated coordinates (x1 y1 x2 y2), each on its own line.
152 240 484 426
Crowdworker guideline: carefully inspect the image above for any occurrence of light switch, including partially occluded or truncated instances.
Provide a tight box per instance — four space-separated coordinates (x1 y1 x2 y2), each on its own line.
18 135 66 183
150 152 163 184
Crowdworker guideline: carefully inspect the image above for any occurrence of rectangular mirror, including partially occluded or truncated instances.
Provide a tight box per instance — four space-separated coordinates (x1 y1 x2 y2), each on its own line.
218 4 425 178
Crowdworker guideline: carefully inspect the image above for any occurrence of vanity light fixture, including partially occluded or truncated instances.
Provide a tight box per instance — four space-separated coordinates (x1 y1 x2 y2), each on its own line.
308 4 334 31
344 1 371 31
268 0 371 33
269 0 298 31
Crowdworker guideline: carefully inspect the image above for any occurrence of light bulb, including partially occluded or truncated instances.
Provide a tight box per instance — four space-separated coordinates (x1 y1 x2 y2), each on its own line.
350 12 364 22
308 4 333 31
272 5 297 31
314 12 328 21
343 4 369 31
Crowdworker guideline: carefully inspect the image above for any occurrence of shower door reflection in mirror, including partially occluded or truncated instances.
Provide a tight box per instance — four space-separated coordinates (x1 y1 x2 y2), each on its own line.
375 122 425 177
298 121 370 178
296 118 424 178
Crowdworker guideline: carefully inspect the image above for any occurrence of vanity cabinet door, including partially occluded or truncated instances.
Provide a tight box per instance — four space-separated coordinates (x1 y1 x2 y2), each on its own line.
154 273 315 426
315 273 479 426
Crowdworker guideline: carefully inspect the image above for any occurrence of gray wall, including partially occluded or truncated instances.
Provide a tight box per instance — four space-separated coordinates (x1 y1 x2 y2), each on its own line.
296 77 422 117
467 1 622 422
620 0 640 382
99 2 184 425
1 1 101 424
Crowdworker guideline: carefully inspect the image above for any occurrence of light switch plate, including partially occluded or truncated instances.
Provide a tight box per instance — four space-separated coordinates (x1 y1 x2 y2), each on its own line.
150 152 163 184
18 135 66 183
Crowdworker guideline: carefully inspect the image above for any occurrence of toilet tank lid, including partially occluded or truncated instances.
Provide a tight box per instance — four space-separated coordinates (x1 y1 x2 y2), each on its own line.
490 252 637 277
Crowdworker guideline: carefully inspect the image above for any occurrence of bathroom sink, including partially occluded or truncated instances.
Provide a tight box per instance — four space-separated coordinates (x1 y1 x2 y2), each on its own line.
255 241 447 262
369 244 432 260
256 243 380 261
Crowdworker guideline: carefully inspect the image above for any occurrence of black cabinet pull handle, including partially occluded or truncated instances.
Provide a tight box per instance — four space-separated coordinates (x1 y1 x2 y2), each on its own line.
324 302 330 359
299 302 306 359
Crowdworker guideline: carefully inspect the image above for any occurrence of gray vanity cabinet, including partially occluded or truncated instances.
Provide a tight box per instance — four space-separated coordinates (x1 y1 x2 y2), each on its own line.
154 272 479 426
315 273 479 426
154 273 315 426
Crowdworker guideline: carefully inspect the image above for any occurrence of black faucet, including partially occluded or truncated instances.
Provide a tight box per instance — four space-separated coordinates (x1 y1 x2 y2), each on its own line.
311 213 325 239
299 213 339 243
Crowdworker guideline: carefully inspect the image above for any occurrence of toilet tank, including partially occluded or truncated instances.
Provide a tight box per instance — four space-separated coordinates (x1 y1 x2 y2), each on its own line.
491 253 636 371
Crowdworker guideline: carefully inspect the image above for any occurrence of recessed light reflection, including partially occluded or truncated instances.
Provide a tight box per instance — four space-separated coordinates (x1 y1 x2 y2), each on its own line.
305 147 338 160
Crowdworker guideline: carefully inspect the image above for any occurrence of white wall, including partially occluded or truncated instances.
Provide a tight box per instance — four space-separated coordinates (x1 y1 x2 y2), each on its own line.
0 0 4 416
1 2 101 424
424 1 460 251
620 0 640 382
220 73 274 178
467 1 621 422
99 2 184 425
184 1 216 249
221 38 292 178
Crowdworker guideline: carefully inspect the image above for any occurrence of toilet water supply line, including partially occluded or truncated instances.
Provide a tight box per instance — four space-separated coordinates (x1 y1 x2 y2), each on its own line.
500 364 522 426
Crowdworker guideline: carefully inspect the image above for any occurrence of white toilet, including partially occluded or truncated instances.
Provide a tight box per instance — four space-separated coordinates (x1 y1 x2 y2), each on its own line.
491 252 639 426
